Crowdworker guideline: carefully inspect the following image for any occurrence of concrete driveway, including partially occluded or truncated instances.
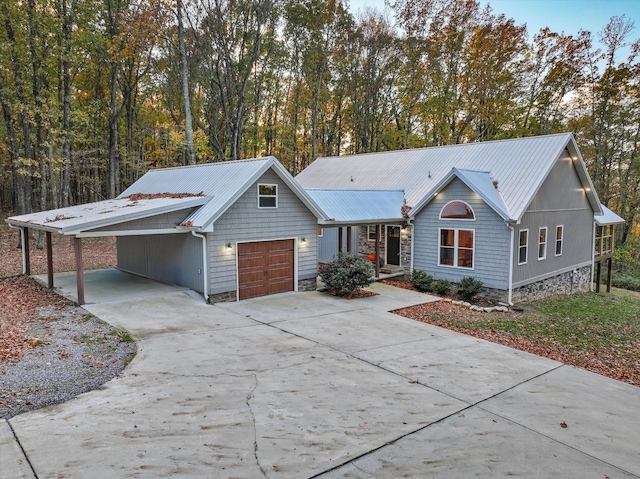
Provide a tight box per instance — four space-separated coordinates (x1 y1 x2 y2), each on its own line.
2 280 639 478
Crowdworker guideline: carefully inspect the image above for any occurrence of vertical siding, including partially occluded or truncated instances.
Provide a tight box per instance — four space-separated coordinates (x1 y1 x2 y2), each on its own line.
317 227 359 263
207 169 318 295
413 178 510 289
318 228 339 262
117 233 204 292
513 152 594 286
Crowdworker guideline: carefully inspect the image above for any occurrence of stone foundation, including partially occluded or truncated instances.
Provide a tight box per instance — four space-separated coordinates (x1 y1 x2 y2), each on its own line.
511 266 592 303
209 290 237 303
208 278 318 303
298 277 318 292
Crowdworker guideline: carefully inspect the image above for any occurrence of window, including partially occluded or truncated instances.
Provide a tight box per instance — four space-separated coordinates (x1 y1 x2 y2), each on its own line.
439 228 474 269
368 225 380 241
258 184 277 208
555 226 563 256
317 228 323 237
538 227 547 260
518 230 528 265
440 201 475 220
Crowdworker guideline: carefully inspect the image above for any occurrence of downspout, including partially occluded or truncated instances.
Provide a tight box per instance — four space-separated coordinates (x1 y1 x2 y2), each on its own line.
408 220 414 273
191 231 209 302
8 223 26 274
590 220 596 292
507 223 515 306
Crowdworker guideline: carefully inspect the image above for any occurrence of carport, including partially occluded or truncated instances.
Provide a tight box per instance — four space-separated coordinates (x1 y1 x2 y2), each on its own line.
5 195 208 304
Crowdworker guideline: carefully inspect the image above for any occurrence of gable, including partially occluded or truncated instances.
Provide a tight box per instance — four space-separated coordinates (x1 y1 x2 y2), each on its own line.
526 150 592 213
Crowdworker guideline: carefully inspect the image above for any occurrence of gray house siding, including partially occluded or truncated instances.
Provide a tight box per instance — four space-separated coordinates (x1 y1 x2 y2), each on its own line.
413 178 510 289
117 233 204 292
318 227 359 263
88 208 196 233
207 169 318 295
513 151 594 286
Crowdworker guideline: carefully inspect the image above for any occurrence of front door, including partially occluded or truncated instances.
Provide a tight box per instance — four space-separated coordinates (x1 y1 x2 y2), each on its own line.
386 226 401 266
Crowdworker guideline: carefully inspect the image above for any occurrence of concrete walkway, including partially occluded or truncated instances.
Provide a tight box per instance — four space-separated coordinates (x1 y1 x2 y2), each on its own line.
3 279 640 478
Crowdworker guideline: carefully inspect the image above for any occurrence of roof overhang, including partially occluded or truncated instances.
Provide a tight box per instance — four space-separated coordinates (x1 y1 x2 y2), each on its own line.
595 204 625 225
181 157 329 232
409 168 512 221
5 196 209 235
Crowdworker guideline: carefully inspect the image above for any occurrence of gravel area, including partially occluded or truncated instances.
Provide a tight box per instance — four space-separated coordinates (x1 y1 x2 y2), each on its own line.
0 303 136 419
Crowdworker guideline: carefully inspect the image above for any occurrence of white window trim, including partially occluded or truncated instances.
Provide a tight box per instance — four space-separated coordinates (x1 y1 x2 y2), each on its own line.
438 227 475 270
518 229 529 265
257 183 278 208
439 200 476 221
538 227 547 261
367 225 379 241
555 225 563 256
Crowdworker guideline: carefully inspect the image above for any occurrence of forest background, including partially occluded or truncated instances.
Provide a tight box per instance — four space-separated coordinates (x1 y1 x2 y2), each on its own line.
1 0 639 269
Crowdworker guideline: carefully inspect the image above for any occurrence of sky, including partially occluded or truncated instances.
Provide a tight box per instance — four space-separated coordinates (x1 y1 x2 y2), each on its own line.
347 0 640 61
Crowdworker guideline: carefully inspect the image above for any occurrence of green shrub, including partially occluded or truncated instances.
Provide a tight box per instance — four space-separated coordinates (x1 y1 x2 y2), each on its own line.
411 269 433 292
612 274 640 292
431 279 452 296
319 253 374 295
456 276 483 302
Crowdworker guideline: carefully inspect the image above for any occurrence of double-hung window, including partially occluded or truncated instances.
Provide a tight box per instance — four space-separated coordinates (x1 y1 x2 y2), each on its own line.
258 184 277 208
555 226 563 256
538 227 547 260
438 201 475 269
518 230 529 265
439 228 474 269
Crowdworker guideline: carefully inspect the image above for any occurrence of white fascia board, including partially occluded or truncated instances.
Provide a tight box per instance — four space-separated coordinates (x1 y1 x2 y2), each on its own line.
4 219 62 234
76 228 188 238
321 217 406 226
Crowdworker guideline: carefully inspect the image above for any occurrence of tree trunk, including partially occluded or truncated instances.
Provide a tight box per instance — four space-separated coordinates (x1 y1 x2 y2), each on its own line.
61 0 76 207
2 3 33 215
177 0 195 165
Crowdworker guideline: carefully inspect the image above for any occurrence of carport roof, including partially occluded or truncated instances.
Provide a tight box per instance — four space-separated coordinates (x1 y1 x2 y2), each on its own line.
5 196 209 235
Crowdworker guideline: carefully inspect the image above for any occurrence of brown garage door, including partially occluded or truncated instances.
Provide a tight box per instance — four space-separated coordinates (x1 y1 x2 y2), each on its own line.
238 239 294 300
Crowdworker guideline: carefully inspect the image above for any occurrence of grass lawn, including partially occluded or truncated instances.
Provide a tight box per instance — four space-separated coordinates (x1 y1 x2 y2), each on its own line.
395 288 640 386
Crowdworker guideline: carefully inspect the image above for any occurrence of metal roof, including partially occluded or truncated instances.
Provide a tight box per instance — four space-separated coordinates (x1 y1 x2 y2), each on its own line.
121 156 326 231
305 189 405 224
296 133 601 222
412 168 511 220
7 157 326 235
595 204 625 225
5 196 209 235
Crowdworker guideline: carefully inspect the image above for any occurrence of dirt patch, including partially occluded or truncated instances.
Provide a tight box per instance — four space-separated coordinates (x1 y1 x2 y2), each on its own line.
0 276 136 419
322 289 379 300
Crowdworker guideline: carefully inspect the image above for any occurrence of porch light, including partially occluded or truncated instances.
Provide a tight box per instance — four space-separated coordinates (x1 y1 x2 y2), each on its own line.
226 243 232 250
300 237 307 244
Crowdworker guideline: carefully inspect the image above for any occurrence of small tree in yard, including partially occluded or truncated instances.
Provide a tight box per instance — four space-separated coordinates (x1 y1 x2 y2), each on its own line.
319 253 374 296
456 276 483 302
411 269 433 292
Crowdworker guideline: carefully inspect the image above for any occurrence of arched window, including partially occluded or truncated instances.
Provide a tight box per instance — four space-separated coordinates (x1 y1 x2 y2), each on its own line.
440 201 475 220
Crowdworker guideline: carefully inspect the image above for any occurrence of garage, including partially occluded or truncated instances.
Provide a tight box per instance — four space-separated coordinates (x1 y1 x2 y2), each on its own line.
238 239 295 300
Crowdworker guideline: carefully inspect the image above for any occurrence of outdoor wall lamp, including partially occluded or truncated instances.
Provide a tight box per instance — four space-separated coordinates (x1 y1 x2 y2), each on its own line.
300 237 307 244
226 243 232 250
